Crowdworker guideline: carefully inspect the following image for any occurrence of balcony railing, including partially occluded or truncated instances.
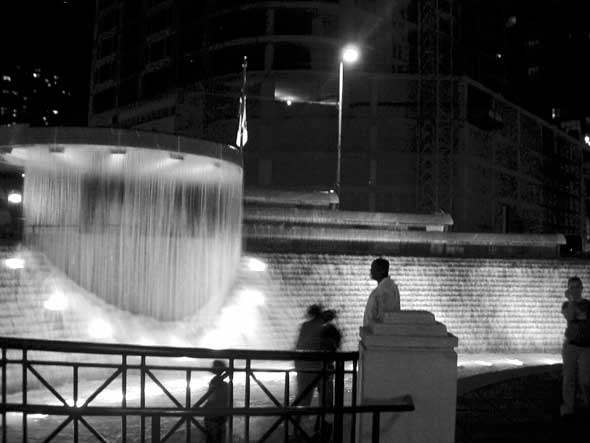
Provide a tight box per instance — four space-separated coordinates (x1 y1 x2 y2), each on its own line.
0 336 414 442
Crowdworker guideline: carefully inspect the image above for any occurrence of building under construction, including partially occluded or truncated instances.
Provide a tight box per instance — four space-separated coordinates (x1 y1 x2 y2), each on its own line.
89 0 590 246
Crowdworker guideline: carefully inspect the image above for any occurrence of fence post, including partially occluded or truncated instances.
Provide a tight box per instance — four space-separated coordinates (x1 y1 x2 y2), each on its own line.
371 412 380 443
151 416 160 443
333 360 344 443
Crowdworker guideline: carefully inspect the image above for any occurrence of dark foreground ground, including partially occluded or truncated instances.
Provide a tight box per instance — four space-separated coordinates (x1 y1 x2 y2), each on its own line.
456 370 588 443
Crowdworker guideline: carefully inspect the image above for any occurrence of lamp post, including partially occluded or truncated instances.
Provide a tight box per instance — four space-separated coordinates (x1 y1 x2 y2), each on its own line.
336 44 360 196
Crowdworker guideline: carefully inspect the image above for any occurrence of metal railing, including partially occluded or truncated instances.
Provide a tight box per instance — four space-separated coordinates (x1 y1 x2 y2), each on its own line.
0 336 414 442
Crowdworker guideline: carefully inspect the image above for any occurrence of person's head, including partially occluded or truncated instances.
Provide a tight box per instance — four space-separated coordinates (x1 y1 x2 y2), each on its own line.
568 276 583 300
306 304 323 319
322 309 337 323
370 258 389 281
210 359 228 376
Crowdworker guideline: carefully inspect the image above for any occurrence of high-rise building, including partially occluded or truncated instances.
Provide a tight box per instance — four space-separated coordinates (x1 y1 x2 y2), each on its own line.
88 0 589 247
458 0 590 141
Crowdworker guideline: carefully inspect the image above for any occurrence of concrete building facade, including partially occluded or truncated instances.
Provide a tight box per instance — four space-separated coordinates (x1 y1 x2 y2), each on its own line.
89 0 589 245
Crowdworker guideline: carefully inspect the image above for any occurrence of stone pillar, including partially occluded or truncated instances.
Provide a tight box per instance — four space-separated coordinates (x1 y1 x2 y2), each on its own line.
358 310 458 443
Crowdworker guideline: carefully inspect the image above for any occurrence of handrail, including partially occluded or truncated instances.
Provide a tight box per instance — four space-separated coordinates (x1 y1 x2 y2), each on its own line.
2 403 415 417
0 336 358 361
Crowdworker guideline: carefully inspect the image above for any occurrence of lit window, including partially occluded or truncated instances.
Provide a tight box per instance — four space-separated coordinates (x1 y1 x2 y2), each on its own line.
585 135 590 147
52 109 59 115
2 75 10 82
496 53 502 59
33 72 40 78
551 107 560 119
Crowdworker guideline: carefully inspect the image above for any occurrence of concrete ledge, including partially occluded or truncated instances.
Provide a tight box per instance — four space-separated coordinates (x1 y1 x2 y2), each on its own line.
244 225 564 257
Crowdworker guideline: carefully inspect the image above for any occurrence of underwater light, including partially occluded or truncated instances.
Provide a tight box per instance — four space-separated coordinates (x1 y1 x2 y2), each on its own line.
88 319 113 339
247 257 267 272
43 292 68 311
4 258 25 269
7 192 22 204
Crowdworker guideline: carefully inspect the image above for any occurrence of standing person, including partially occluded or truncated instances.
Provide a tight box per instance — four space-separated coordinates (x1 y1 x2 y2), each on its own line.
203 360 230 443
316 309 342 441
294 304 324 406
561 276 590 420
363 258 401 326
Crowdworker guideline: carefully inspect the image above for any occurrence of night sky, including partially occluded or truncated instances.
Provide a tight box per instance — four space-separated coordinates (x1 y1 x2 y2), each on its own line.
0 0 95 123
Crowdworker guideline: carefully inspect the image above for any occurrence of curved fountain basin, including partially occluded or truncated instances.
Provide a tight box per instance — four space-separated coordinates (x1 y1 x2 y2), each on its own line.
0 127 243 321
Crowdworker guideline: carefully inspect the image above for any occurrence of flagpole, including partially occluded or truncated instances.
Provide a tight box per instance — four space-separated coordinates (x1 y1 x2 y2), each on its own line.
236 56 248 150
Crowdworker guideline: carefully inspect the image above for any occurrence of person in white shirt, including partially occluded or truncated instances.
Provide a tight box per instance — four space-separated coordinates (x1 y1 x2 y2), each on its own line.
363 258 400 326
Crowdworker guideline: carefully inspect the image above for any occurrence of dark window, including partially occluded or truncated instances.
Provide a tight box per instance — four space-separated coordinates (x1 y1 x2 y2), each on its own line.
273 43 311 70
124 0 142 21
142 68 170 98
148 8 170 34
93 88 116 113
208 10 266 44
98 35 117 59
118 77 139 106
148 0 169 6
98 9 119 32
181 28 204 53
98 0 117 10
147 38 169 63
95 62 115 83
274 9 314 35
208 45 265 77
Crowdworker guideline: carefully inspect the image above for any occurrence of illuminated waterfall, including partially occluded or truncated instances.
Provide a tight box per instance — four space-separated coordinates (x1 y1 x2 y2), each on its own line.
14 146 242 321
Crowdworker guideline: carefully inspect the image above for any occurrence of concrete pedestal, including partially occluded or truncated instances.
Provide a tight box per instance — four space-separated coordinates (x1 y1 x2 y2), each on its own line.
358 310 458 443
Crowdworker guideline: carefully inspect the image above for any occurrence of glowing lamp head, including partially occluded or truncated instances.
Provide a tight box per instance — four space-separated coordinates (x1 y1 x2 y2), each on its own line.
7 192 22 204
88 319 113 339
341 45 360 64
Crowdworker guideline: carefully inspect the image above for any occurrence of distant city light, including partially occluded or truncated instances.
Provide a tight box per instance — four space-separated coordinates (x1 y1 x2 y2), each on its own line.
585 135 590 146
52 109 59 115
341 44 361 64
286 99 292 106
247 257 267 272
496 53 502 59
33 73 39 78
21 173 25 178
2 75 11 82
88 319 113 339
8 192 22 204
4 258 25 270
43 292 68 311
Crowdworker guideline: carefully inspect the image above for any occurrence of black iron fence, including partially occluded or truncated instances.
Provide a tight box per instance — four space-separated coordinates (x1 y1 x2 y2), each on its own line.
0 336 414 442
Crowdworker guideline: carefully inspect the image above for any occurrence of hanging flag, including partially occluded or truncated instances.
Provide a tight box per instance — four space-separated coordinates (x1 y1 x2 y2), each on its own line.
236 56 248 149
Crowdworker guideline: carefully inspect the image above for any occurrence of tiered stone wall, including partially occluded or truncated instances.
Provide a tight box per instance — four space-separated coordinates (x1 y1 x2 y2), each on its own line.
244 253 590 353
2 244 589 355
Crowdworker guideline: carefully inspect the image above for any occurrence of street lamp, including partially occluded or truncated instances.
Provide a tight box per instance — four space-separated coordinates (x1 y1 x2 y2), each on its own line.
336 44 360 196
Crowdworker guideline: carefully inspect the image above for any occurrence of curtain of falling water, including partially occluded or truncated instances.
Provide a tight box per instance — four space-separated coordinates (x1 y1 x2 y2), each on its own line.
21 147 243 321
